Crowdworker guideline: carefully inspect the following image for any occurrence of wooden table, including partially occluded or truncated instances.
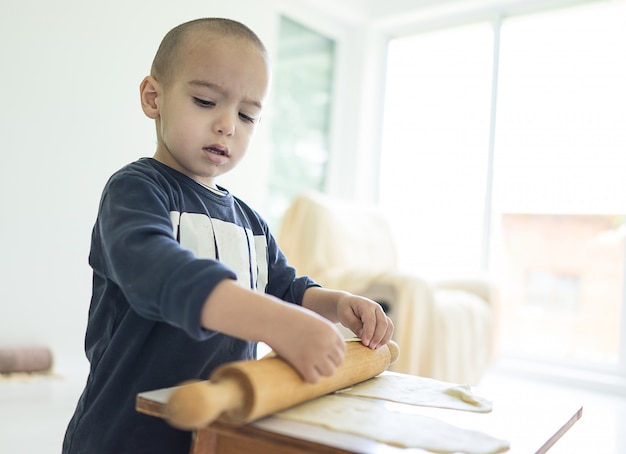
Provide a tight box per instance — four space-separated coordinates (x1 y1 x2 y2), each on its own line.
136 373 582 454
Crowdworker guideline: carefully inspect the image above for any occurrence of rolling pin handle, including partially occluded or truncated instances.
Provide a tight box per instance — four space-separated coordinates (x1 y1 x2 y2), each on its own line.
387 340 400 365
165 378 244 430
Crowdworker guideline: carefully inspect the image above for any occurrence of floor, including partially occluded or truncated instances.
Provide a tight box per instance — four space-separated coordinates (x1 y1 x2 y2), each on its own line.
1 357 624 453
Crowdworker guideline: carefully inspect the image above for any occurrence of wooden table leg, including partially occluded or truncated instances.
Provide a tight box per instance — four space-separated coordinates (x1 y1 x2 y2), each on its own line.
190 428 217 454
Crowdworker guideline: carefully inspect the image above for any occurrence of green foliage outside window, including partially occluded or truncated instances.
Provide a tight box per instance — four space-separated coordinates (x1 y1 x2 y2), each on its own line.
267 16 335 228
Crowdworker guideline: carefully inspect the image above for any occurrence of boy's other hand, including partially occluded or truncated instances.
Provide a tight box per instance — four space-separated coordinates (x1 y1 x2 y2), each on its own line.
337 294 394 350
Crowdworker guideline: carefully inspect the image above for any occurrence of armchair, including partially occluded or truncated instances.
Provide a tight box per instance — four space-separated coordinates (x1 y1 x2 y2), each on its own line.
277 192 496 384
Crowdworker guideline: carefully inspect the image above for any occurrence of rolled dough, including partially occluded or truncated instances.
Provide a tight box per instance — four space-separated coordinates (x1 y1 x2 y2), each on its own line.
339 374 492 413
276 394 509 454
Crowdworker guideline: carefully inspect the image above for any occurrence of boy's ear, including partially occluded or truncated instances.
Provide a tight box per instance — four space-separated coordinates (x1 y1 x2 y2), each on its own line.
140 76 161 119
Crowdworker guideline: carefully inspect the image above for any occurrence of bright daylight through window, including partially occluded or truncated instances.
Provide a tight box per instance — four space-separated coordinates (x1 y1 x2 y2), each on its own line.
379 1 626 374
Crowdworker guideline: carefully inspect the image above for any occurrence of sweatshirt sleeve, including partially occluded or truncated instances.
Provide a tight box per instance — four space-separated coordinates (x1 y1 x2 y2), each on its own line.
91 170 237 340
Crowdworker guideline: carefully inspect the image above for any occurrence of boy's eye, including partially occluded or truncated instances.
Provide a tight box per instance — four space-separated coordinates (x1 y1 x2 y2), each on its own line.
239 113 256 124
193 97 214 107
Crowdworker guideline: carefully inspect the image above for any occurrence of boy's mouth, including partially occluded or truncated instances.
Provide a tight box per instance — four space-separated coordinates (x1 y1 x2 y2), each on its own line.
204 145 228 157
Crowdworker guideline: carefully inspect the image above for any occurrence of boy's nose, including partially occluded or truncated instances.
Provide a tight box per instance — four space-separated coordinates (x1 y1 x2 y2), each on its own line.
213 111 235 136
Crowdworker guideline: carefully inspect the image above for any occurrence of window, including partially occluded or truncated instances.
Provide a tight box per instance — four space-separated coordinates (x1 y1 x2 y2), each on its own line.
379 23 494 277
267 17 335 228
380 0 626 375
526 270 580 312
492 3 626 367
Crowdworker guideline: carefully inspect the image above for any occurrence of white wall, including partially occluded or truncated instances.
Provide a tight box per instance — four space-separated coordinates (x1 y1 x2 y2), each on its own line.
0 0 375 361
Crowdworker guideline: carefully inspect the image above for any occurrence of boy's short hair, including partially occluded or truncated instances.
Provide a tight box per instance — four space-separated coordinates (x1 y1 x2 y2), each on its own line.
151 18 267 86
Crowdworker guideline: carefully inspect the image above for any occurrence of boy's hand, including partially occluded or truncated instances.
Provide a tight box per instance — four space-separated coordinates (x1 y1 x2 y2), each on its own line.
201 281 347 384
266 306 346 384
337 294 394 350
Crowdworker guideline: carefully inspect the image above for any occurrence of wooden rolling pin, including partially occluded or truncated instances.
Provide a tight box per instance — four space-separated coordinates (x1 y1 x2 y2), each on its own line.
165 340 399 430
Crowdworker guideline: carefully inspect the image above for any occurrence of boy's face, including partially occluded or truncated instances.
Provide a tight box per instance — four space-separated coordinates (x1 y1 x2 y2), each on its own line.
143 33 270 187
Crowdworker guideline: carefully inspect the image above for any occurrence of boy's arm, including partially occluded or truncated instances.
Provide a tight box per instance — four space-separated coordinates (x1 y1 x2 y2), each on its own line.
302 287 394 351
200 279 346 384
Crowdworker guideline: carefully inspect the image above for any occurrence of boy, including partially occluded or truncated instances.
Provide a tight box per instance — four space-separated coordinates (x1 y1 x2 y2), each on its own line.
62 17 393 454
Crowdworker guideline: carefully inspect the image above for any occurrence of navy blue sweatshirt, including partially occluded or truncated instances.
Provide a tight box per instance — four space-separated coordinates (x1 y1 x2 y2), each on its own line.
63 158 317 453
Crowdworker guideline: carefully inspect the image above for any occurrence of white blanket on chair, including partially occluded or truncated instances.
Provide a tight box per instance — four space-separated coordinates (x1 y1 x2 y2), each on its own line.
277 192 492 383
